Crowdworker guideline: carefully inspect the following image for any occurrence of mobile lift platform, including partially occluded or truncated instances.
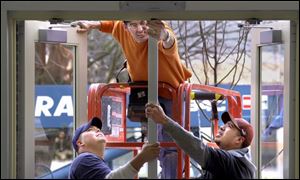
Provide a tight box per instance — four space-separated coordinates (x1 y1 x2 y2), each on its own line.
88 82 242 178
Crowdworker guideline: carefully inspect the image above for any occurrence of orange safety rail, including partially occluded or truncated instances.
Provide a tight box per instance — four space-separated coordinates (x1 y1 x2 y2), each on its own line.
175 83 187 179
227 95 242 118
189 83 242 136
176 83 185 126
87 84 94 120
94 83 108 120
88 83 100 120
175 83 188 179
191 84 241 97
190 83 242 119
184 83 192 178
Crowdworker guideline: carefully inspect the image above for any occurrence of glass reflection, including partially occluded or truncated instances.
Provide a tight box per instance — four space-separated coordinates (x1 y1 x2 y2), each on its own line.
34 43 75 177
260 44 284 179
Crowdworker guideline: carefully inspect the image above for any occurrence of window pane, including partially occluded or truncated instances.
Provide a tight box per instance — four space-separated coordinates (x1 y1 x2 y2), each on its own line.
34 43 75 177
260 44 284 179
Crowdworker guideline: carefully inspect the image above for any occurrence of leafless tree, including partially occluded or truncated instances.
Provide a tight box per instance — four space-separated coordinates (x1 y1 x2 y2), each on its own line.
169 20 251 89
35 43 74 85
87 29 125 84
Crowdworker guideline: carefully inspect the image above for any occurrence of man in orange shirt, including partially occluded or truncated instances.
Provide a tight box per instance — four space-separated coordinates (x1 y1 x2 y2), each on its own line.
76 20 192 178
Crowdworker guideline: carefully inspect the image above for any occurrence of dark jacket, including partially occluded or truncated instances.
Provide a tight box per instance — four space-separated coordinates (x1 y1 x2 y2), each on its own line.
164 119 256 179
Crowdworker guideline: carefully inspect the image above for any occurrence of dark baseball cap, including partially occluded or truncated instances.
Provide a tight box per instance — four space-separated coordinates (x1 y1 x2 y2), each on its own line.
221 111 254 148
72 117 102 152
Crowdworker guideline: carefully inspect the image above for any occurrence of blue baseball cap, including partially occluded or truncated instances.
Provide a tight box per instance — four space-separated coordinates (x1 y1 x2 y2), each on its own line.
72 117 103 152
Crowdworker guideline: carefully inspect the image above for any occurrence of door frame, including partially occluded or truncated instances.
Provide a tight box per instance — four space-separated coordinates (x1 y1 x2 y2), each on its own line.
9 20 86 178
1 1 299 179
250 21 296 178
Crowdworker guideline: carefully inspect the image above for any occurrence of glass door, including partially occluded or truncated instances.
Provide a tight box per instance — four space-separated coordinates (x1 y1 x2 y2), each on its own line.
260 44 284 178
250 21 296 179
34 43 75 176
17 20 87 178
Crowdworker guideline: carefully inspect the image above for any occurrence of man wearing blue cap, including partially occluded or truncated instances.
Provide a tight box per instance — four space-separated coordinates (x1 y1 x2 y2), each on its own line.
145 103 256 179
69 117 160 179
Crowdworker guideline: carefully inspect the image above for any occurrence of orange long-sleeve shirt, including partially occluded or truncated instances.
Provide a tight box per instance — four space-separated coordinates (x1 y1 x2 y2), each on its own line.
100 21 192 95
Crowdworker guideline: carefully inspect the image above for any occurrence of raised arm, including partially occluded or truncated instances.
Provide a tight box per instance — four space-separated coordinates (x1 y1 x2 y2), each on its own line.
105 143 160 179
145 103 210 166
147 20 175 49
130 142 160 170
75 21 102 33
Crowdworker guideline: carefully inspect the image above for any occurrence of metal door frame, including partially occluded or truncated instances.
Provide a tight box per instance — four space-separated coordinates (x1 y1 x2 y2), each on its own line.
1 1 298 179
250 21 296 178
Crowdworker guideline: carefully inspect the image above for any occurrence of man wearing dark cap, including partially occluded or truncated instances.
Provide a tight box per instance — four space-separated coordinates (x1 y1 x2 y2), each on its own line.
68 117 160 179
145 103 256 179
